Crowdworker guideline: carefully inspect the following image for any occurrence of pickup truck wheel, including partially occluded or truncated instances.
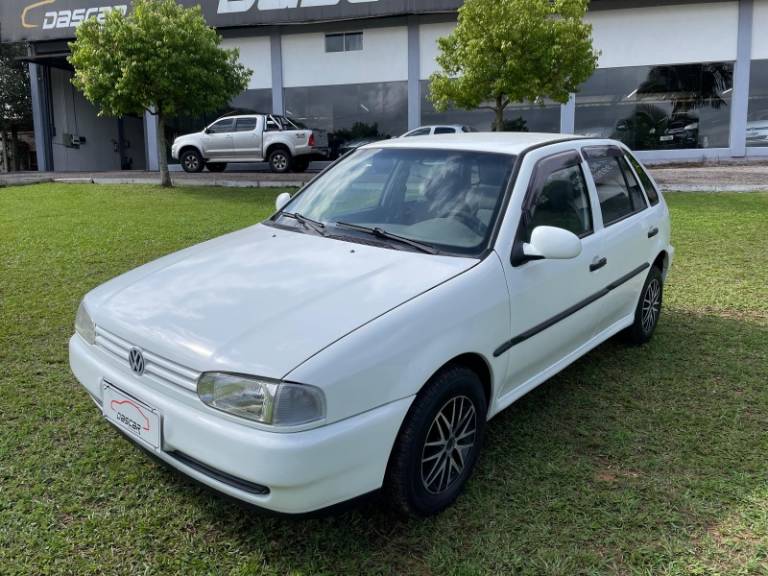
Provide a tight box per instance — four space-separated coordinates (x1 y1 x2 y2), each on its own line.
206 163 227 173
292 158 309 172
180 149 204 173
385 364 487 517
268 148 292 173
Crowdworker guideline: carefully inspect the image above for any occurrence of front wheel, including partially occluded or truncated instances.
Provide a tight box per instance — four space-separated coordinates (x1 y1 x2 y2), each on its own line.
385 365 487 516
625 265 664 345
180 149 204 173
268 148 292 173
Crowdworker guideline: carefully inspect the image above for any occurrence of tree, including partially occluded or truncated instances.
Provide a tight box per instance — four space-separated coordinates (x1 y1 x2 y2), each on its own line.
0 43 33 172
429 0 599 132
69 0 251 186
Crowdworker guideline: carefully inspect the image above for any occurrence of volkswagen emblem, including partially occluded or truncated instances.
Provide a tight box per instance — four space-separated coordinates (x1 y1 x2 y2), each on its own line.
128 347 145 375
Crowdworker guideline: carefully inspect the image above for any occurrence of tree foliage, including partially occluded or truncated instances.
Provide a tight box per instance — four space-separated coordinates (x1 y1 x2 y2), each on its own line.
69 0 252 185
429 0 599 131
0 43 33 172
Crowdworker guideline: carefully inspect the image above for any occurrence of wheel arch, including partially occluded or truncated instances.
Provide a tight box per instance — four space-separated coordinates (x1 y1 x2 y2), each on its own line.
265 142 291 159
417 352 494 414
653 250 669 279
179 144 204 159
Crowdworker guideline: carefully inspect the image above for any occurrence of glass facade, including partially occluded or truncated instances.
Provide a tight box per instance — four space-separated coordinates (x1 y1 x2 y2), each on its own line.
284 82 408 158
747 60 768 147
575 63 734 150
421 80 561 133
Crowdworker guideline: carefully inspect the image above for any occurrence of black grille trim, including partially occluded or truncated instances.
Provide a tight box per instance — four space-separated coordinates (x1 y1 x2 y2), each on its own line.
168 451 270 496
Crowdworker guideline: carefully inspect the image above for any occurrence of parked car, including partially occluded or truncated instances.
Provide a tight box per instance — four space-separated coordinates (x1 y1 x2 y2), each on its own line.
402 125 476 137
171 114 328 173
747 111 768 146
336 136 388 157
71 133 672 516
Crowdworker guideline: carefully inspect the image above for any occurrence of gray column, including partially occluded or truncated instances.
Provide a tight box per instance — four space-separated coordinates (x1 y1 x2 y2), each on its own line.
560 93 576 134
271 32 284 115
729 0 753 157
28 63 51 172
144 110 159 171
407 17 421 130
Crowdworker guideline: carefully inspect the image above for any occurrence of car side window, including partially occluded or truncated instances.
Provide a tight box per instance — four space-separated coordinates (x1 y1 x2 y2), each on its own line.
584 146 645 226
235 118 257 132
625 153 660 206
208 118 234 134
434 127 456 135
525 152 593 242
405 128 431 137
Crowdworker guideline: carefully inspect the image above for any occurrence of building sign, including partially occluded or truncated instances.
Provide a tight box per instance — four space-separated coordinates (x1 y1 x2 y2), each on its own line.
1 0 463 43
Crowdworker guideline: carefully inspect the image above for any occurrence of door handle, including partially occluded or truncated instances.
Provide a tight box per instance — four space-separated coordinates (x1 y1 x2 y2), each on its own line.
648 226 659 238
590 256 607 272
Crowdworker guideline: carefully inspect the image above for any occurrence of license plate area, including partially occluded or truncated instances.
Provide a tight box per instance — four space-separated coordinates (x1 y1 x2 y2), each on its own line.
102 381 162 450
659 135 675 142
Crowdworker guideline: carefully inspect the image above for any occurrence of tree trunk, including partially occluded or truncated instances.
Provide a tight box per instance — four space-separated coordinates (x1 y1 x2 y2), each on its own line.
493 95 506 132
0 131 9 173
156 113 172 188
11 126 19 171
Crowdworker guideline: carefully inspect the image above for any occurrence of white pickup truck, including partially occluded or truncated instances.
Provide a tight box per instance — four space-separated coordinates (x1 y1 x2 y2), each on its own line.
171 114 328 174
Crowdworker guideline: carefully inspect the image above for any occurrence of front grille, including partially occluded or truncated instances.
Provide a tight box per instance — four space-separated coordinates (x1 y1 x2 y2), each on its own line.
94 326 200 392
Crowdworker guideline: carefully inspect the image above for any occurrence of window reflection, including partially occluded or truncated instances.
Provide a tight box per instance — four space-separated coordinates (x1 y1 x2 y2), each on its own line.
748 60 768 147
575 63 733 150
420 81 561 133
284 82 408 159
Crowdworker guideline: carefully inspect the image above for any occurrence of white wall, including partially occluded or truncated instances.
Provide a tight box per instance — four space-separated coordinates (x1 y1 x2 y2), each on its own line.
282 26 408 87
221 36 272 89
587 2 739 68
419 21 455 80
753 0 768 59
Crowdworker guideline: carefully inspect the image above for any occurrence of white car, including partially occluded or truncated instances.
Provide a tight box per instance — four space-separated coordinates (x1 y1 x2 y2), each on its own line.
171 114 327 174
402 125 476 137
70 133 672 516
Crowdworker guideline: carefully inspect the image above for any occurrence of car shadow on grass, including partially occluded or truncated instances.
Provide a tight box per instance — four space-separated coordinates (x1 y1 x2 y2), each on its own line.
146 308 768 575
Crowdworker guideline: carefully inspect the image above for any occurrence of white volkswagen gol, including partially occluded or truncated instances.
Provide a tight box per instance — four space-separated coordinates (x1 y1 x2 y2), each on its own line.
70 133 673 516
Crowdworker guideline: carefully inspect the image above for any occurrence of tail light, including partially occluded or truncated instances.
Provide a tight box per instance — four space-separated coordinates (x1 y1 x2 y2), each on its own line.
308 133 316 147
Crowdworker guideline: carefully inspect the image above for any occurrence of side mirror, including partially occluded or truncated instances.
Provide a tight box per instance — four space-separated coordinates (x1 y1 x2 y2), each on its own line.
523 226 582 260
204 128 212 134
275 192 292 211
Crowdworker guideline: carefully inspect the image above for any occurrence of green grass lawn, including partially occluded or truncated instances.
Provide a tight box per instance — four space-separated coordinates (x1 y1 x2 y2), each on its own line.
1 183 767 575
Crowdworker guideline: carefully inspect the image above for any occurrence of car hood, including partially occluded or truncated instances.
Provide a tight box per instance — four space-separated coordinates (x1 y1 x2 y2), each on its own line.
87 224 476 379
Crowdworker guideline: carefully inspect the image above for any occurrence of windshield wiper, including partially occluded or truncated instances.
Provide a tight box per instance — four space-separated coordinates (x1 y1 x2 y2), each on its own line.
335 222 439 255
279 212 327 236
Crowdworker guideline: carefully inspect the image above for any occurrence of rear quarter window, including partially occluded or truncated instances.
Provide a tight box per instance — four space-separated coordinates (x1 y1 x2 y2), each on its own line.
625 153 660 206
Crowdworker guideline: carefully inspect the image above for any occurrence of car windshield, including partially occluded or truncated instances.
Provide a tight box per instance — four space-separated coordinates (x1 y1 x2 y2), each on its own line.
275 148 516 256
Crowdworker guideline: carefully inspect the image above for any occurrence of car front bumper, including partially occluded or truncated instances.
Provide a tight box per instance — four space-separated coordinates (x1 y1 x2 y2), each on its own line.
69 334 411 514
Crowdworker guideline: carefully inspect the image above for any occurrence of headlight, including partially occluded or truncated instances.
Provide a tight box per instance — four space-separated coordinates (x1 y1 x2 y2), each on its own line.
684 122 699 131
197 372 326 427
75 300 96 345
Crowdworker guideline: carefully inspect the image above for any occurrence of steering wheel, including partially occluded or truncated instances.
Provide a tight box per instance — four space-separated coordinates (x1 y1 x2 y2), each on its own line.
452 206 486 236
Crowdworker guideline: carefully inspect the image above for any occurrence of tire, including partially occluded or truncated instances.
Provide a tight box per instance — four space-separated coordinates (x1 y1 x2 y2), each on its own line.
207 162 227 173
293 158 309 173
385 364 487 517
180 149 204 173
268 148 292 173
625 265 664 345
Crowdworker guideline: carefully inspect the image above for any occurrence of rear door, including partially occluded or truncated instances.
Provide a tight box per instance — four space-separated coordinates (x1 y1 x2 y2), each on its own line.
231 116 262 160
203 118 235 159
580 145 655 326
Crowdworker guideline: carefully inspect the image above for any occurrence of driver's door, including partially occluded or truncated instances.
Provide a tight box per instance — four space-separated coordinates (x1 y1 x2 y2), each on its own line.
202 118 235 159
496 150 610 398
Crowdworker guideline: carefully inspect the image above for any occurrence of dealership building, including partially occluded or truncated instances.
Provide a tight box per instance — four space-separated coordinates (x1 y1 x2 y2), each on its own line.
1 0 767 172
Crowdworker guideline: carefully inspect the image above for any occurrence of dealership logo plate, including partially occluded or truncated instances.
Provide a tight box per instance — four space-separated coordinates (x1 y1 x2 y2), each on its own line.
102 383 161 450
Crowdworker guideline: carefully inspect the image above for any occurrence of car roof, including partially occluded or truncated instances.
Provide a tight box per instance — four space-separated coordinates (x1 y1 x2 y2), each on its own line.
366 132 586 155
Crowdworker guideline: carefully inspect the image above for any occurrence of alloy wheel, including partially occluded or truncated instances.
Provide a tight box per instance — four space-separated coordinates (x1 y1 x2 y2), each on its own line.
184 154 199 171
272 153 288 171
420 395 477 494
641 278 661 334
